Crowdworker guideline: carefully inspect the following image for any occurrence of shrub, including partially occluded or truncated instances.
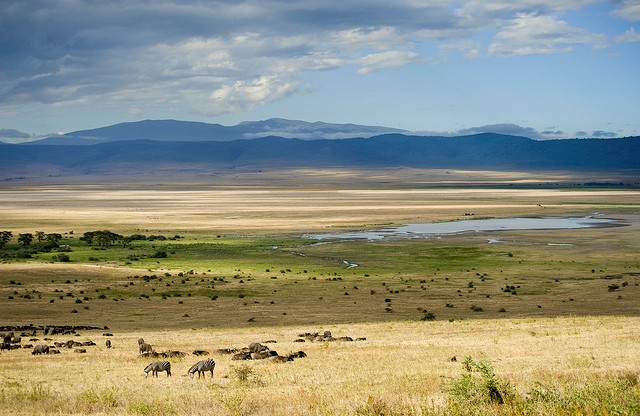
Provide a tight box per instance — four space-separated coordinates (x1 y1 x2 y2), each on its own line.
420 311 436 321
150 251 167 258
231 364 262 386
52 253 70 262
446 356 513 406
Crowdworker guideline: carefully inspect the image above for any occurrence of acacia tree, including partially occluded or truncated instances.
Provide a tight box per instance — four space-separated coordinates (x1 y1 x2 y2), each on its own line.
18 233 34 247
35 231 46 243
81 230 122 248
46 233 63 245
0 231 12 249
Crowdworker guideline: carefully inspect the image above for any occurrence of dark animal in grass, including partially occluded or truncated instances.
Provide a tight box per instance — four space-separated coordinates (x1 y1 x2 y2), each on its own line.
248 342 268 353
32 344 49 355
232 351 252 360
251 350 278 360
139 342 153 354
105 339 111 348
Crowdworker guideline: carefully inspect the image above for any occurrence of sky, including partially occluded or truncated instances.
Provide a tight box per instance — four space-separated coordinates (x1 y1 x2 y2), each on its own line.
1 0 639 142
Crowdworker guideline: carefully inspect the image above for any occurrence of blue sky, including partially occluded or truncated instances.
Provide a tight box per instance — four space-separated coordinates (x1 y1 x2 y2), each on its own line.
1 0 639 142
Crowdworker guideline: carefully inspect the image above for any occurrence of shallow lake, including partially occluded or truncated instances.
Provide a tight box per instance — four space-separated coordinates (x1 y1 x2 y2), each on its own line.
305 215 625 241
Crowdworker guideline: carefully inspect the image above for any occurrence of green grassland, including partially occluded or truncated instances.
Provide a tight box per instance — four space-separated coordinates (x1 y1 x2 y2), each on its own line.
1 217 639 329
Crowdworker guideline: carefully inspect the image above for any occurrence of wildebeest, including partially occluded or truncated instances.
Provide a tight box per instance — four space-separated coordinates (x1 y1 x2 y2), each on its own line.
105 339 112 348
139 342 153 354
144 361 171 377
248 342 268 353
188 358 215 379
32 344 49 355
251 350 278 360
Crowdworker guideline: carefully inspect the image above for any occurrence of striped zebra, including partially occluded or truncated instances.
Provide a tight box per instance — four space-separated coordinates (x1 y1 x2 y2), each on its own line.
188 358 215 379
143 361 171 377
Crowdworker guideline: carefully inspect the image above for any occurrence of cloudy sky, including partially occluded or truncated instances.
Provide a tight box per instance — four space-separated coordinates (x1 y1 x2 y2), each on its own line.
1 0 639 142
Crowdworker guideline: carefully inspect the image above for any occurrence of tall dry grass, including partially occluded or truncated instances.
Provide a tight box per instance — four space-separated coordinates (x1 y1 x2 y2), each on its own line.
1 316 639 415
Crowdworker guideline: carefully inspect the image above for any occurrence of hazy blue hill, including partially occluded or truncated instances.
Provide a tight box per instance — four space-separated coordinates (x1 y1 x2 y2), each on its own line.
28 118 407 144
3 133 639 178
52 119 232 143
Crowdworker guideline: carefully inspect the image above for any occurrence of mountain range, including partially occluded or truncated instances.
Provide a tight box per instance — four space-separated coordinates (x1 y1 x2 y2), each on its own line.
24 119 408 145
1 119 639 180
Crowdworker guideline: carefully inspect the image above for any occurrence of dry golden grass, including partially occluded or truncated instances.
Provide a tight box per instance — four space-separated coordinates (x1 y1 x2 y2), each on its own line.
1 317 639 415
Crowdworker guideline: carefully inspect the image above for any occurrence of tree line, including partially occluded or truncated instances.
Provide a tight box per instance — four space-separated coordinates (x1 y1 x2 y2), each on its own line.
0 230 181 251
0 231 65 250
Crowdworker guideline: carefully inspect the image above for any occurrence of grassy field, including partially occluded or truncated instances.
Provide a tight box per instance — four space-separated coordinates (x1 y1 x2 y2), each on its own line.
1 169 639 414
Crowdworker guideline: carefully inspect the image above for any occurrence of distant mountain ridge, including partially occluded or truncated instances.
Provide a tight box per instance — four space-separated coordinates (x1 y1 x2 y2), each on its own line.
2 132 639 179
27 119 409 145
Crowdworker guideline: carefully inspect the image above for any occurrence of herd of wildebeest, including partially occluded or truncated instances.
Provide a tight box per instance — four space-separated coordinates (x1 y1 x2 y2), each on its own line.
1 325 365 379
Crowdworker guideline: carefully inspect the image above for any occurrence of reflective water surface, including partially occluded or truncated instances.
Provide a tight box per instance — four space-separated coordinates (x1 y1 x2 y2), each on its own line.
305 215 625 241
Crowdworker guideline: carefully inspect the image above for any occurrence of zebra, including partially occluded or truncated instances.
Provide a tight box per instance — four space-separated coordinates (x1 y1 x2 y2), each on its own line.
188 358 215 379
143 361 171 377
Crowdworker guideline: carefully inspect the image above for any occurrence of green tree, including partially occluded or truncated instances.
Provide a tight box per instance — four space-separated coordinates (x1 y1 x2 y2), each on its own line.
81 230 122 248
18 233 34 247
46 233 63 245
0 231 13 249
80 231 95 246
35 231 46 243
94 230 122 248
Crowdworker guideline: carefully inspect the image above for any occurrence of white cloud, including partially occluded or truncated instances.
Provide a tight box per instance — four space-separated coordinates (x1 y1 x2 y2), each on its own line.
489 13 606 56
616 27 640 42
456 0 599 21
611 0 640 22
206 75 299 115
357 50 421 74
331 27 406 50
0 0 629 121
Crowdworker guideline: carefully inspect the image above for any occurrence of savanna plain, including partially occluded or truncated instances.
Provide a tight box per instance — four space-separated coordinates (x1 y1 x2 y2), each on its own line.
1 168 640 415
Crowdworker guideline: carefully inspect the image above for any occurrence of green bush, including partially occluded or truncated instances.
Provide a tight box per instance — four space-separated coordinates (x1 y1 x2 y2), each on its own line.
420 311 436 321
52 253 70 262
446 356 513 406
231 364 262 386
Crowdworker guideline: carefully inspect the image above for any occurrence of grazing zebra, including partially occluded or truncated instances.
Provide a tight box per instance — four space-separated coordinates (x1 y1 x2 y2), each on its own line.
143 361 171 377
139 342 153 354
188 358 215 379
